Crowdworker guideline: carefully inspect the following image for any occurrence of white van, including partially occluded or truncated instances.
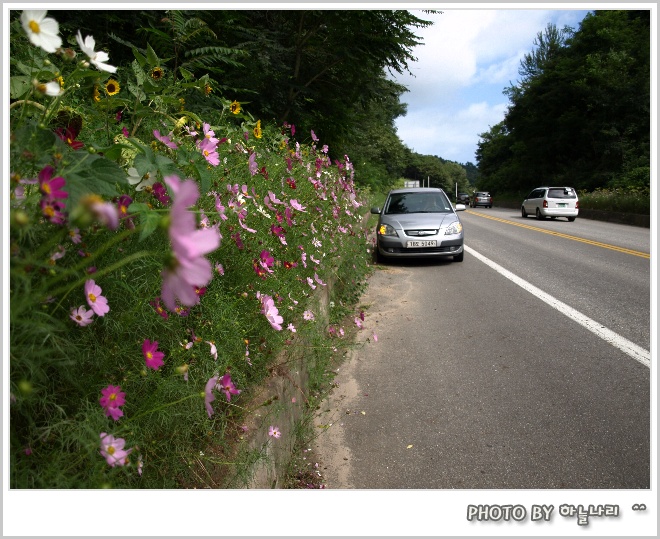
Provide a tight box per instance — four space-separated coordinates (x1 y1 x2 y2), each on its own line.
521 187 579 221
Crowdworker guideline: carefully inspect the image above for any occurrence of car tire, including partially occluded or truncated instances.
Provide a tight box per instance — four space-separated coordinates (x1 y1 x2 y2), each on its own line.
536 208 545 220
453 250 464 262
522 206 528 218
567 217 576 222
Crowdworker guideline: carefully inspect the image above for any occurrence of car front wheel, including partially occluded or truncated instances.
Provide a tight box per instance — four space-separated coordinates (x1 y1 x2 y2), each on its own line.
522 206 528 218
453 251 464 262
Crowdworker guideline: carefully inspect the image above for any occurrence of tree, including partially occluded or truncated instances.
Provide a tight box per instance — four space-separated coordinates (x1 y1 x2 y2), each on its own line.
477 10 650 194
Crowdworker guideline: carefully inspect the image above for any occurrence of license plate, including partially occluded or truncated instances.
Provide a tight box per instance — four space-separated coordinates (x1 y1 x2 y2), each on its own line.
557 203 567 208
406 240 437 248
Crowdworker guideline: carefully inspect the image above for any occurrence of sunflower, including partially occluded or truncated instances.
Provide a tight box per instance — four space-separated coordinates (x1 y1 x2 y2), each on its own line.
150 67 164 81
230 100 241 115
104 79 120 96
253 120 262 139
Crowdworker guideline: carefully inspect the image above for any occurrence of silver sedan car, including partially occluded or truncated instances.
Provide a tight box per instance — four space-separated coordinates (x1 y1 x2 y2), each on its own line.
371 188 466 262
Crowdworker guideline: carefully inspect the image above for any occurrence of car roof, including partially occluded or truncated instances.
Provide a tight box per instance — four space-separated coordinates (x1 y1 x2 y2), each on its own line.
388 187 446 194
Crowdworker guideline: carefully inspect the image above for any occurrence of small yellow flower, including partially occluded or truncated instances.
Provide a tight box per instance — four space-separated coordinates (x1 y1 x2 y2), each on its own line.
104 79 120 96
55 75 64 89
204 83 212 96
253 120 262 139
93 85 101 103
230 100 241 115
150 67 164 81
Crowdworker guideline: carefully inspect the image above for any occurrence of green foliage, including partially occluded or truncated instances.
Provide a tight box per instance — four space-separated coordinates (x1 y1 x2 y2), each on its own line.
9 10 374 489
476 10 650 199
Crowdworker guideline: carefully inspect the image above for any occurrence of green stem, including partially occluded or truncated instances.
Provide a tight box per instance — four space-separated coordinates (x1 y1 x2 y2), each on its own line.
125 393 202 423
50 249 156 310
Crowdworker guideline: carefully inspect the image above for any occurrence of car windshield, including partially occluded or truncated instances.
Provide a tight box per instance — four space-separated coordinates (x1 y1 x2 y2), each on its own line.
548 188 576 199
384 192 451 214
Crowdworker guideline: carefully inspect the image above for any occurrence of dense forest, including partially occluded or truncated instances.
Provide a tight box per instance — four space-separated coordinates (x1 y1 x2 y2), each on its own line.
476 10 650 197
33 9 475 194
15 9 649 197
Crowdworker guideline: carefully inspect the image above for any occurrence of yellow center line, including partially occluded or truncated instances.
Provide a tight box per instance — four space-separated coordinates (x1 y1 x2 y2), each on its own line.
465 210 650 259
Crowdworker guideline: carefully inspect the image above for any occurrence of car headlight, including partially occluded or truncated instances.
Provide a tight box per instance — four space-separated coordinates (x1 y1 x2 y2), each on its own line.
378 223 398 237
445 221 463 235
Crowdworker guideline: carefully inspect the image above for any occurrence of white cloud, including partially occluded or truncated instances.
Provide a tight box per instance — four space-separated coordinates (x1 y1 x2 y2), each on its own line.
392 8 591 164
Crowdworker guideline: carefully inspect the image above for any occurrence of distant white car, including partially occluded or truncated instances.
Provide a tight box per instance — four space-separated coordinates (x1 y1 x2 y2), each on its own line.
521 187 579 221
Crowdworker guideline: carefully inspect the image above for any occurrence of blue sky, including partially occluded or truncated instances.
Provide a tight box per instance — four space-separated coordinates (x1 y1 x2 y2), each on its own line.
391 8 593 165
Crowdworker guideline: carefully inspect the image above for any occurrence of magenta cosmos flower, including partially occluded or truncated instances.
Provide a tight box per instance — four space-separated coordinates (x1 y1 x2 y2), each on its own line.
84 279 109 316
99 432 131 467
142 339 164 371
160 175 221 311
218 373 241 402
70 305 94 327
99 385 126 421
268 426 282 439
38 165 68 200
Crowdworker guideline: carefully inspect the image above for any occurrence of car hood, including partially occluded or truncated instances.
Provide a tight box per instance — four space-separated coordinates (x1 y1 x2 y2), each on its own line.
383 213 457 229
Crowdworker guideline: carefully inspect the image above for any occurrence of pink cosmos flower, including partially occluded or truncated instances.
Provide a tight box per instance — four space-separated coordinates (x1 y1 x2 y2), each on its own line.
87 198 119 230
268 426 282 439
303 310 315 321
205 375 218 418
68 228 82 244
99 385 126 421
142 339 165 371
153 129 178 149
215 263 225 275
206 341 218 360
248 152 258 176
70 305 94 327
38 165 68 200
84 279 109 316
354 317 363 329
218 373 241 402
290 199 306 212
287 323 297 333
160 175 221 311
201 146 220 166
99 432 131 467
261 294 283 331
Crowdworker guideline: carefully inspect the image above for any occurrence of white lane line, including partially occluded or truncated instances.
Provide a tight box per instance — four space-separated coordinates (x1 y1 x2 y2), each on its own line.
465 245 651 368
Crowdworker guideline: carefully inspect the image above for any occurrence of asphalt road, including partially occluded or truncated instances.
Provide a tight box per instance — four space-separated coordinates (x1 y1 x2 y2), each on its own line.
315 207 651 490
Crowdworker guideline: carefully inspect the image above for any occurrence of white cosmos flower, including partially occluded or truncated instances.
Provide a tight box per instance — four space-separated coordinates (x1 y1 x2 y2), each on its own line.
21 10 62 53
127 167 157 191
34 80 62 97
76 31 117 73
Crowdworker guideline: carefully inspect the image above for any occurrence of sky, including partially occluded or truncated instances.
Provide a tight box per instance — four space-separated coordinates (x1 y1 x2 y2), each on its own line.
391 8 593 165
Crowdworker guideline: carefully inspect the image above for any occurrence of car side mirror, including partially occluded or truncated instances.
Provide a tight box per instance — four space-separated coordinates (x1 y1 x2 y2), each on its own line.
370 207 381 215
455 204 466 211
